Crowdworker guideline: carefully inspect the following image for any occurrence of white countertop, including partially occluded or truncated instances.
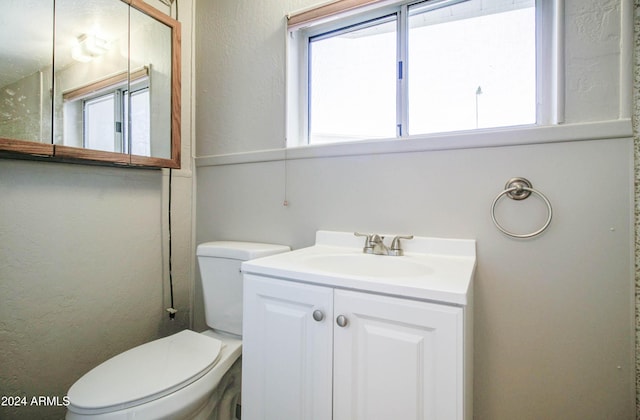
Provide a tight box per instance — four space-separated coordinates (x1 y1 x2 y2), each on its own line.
242 231 476 306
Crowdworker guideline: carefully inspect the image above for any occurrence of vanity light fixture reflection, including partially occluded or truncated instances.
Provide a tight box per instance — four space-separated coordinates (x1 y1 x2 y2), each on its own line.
71 34 109 63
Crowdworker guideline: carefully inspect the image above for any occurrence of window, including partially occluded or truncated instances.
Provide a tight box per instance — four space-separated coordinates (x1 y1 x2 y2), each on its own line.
84 93 119 152
62 67 151 155
127 88 151 156
82 87 150 155
309 16 397 143
288 0 547 146
82 86 150 154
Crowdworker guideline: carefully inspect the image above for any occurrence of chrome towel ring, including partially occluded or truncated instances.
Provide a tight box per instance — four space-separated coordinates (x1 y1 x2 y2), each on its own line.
491 177 552 239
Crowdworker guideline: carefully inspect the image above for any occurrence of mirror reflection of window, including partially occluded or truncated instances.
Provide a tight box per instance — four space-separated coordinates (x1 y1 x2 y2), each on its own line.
84 93 118 152
129 88 151 156
130 6 172 159
63 68 150 155
53 0 129 147
83 85 150 155
0 0 181 168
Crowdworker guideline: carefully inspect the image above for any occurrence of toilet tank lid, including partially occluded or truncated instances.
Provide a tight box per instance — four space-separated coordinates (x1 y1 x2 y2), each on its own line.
197 241 290 260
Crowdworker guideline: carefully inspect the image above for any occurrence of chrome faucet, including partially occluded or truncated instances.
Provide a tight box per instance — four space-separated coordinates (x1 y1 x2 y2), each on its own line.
371 234 389 255
354 232 413 256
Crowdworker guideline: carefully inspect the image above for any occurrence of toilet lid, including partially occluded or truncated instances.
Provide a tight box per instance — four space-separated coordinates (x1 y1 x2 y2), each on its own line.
68 330 222 413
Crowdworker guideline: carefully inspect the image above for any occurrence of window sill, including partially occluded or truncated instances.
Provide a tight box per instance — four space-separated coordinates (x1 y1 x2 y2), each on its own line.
196 119 632 167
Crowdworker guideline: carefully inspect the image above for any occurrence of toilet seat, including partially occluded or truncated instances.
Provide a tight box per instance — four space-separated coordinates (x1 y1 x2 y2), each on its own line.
67 330 222 415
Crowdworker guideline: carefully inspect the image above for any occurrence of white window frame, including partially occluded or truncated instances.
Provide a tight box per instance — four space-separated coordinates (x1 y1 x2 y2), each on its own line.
80 81 150 154
62 68 151 154
286 0 563 148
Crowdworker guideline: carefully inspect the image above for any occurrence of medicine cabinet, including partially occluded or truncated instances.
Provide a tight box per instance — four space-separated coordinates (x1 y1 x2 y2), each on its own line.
0 0 181 168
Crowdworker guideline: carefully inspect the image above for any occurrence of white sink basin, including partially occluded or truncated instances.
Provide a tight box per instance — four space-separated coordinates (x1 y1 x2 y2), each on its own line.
241 231 476 305
300 253 433 278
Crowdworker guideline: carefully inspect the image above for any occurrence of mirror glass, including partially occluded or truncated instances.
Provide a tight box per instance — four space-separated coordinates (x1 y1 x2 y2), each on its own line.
0 0 53 144
129 5 173 159
53 0 130 152
0 0 180 167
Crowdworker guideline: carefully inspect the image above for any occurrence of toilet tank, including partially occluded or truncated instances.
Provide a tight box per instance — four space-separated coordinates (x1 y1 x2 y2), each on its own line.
196 241 290 336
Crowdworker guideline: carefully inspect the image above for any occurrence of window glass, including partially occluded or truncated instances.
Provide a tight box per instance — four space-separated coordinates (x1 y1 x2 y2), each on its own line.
129 88 151 156
309 17 397 144
407 1 536 135
84 94 116 152
293 0 540 146
79 83 150 155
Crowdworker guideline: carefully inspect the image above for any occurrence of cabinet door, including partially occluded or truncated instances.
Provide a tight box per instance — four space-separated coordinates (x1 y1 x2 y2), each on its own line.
333 289 464 420
242 274 333 420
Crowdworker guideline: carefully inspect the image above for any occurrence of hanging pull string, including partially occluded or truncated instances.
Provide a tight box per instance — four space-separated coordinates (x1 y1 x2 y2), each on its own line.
166 168 176 319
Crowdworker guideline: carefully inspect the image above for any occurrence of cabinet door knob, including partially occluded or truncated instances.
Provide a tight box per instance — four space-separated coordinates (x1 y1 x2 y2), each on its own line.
336 315 348 327
312 310 325 322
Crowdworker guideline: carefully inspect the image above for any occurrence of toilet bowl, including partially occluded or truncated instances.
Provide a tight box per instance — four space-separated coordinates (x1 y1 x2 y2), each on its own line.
67 330 242 419
66 241 290 419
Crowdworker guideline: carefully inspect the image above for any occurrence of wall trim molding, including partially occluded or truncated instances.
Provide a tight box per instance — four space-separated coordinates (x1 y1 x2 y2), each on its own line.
196 119 632 167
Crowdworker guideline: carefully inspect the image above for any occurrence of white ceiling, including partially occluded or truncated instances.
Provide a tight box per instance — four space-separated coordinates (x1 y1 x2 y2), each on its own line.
0 0 130 88
0 0 54 87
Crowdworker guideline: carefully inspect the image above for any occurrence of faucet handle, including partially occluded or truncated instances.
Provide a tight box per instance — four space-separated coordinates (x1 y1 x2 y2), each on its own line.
354 232 374 253
354 232 372 240
390 235 414 256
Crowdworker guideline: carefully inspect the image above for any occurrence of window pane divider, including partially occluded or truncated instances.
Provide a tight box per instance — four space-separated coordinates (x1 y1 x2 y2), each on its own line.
397 4 408 138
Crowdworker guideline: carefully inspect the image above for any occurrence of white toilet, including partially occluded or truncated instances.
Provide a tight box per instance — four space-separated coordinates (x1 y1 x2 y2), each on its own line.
66 241 290 420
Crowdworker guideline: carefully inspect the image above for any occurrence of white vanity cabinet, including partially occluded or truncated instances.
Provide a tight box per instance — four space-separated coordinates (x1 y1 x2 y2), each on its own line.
242 274 470 420
241 231 475 420
333 288 465 420
242 275 334 420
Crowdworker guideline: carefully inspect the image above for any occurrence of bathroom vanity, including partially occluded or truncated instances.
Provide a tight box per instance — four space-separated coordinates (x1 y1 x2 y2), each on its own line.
241 231 476 420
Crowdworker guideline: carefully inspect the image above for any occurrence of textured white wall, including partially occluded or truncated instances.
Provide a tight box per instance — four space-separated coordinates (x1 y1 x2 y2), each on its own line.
0 1 194 419
196 138 634 418
194 0 635 418
195 0 312 156
564 0 625 121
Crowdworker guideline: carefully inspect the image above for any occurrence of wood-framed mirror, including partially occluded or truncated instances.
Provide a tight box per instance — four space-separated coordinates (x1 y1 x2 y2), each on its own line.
0 0 181 169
